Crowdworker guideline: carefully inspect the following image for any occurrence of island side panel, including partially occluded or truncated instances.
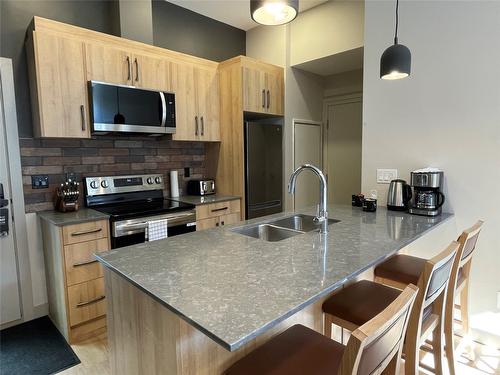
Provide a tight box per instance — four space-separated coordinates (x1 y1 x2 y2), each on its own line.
104 268 326 375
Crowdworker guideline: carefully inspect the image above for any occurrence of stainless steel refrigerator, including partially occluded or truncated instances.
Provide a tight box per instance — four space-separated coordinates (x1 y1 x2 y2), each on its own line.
245 121 283 219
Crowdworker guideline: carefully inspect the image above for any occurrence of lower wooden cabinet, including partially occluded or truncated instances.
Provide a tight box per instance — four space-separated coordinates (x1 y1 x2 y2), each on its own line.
196 199 241 230
40 217 110 344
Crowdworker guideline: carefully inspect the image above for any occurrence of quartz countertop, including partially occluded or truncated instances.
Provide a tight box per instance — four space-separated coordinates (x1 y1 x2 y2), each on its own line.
96 205 452 351
38 208 109 226
169 194 240 206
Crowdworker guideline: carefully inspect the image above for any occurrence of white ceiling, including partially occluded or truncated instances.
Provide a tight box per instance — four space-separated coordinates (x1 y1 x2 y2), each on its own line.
293 47 364 76
167 0 329 31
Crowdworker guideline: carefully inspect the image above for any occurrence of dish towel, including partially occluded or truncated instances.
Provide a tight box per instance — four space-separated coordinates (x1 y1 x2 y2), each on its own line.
147 219 168 241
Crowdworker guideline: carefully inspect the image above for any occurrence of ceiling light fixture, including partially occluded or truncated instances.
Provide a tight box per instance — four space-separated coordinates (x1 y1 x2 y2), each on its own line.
380 0 411 80
250 0 299 26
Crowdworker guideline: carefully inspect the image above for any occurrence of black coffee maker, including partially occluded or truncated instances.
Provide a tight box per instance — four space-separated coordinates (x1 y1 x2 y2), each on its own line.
408 170 445 216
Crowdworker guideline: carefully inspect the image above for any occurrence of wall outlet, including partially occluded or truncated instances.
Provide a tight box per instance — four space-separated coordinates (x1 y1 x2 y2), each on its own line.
376 169 398 184
31 175 49 189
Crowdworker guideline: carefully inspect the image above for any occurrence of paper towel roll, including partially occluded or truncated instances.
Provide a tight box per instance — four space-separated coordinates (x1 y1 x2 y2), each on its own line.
170 170 179 197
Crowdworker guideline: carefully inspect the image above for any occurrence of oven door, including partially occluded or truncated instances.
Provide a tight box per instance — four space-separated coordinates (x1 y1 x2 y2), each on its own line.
111 210 196 249
90 81 176 135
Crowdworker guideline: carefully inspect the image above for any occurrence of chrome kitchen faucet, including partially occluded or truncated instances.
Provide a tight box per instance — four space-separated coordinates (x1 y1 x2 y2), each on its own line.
288 164 329 234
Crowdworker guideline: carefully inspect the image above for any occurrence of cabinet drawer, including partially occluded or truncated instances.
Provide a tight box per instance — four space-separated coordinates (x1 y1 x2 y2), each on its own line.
64 238 109 286
62 220 108 245
67 278 106 327
196 199 240 220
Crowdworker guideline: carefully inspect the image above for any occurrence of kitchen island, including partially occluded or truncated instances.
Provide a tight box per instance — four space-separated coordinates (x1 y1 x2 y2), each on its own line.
96 205 452 375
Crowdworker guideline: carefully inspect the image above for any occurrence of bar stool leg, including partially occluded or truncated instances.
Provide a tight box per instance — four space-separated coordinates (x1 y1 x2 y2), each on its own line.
444 310 456 375
432 323 445 375
460 270 471 335
324 314 333 339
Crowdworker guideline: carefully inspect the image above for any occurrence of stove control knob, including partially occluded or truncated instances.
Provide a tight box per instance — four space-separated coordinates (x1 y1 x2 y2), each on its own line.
155 176 162 184
101 180 109 188
147 177 154 184
90 180 99 189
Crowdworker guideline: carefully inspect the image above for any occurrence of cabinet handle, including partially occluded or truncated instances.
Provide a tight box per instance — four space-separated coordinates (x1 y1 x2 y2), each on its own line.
80 105 86 131
134 58 139 82
126 56 131 81
262 89 266 108
267 90 270 109
201 116 205 136
76 295 105 308
216 222 219 227
73 258 98 267
195 116 199 136
71 227 102 237
221 221 225 226
211 207 228 213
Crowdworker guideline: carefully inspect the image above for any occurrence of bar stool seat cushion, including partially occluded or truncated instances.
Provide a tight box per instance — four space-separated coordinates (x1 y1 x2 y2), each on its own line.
322 280 401 326
224 324 345 375
374 254 427 286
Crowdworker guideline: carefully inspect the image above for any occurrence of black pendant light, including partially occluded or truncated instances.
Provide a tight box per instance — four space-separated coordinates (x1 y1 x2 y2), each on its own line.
250 0 299 26
380 0 411 80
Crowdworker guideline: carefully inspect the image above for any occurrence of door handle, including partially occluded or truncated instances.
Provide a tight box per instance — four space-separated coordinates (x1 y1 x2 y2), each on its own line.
211 207 228 213
267 90 270 109
126 56 131 81
134 58 139 82
80 105 86 131
73 259 99 267
195 116 199 136
76 295 105 308
201 116 205 136
71 227 102 236
262 89 266 108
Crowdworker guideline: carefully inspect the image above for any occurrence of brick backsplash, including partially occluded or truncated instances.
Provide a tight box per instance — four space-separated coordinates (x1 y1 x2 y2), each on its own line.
20 136 208 213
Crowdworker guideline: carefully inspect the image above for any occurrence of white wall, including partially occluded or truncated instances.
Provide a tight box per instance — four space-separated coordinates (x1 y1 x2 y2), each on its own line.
324 69 363 97
363 0 500 345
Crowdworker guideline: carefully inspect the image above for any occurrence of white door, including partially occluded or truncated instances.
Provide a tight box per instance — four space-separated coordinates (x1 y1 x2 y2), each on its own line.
325 97 362 204
293 120 322 210
0 62 22 325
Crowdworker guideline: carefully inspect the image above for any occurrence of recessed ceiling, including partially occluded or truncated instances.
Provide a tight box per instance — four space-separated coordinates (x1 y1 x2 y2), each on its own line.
166 0 328 31
293 47 364 76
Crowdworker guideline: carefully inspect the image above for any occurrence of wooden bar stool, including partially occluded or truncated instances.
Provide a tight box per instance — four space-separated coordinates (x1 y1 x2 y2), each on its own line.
323 241 459 375
224 285 418 375
374 221 483 375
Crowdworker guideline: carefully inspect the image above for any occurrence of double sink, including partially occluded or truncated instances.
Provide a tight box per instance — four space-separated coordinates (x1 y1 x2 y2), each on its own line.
231 214 340 242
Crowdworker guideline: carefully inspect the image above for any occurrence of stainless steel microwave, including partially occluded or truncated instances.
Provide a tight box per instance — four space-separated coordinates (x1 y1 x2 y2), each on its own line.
89 81 176 135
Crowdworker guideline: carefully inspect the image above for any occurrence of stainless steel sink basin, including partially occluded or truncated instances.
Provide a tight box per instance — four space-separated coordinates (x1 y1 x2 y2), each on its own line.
231 224 302 242
231 214 340 242
269 214 340 232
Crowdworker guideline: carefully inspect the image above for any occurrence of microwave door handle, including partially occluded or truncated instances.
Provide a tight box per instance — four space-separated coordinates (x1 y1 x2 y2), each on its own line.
159 92 167 127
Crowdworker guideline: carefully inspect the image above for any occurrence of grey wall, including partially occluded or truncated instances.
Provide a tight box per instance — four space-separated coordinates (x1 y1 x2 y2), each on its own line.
0 0 119 138
1 0 246 138
152 0 246 62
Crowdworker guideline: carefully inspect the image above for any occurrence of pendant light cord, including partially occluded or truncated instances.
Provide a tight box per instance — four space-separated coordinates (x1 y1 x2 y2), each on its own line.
394 0 399 44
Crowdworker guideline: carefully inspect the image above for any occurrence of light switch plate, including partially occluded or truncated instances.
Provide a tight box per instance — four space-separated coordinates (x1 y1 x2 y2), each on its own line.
376 169 398 184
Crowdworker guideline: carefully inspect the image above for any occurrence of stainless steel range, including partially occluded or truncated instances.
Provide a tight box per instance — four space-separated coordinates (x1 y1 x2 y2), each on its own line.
84 174 196 249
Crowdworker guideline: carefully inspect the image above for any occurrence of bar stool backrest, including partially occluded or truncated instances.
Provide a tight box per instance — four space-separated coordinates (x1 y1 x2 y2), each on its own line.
339 284 418 375
457 221 483 267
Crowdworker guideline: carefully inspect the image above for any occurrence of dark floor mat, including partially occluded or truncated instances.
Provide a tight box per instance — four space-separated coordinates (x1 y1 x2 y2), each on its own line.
0 316 80 375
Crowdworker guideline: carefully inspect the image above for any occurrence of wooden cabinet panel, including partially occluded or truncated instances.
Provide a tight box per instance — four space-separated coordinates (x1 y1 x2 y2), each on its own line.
242 66 267 113
86 42 131 85
133 53 171 92
62 220 108 245
195 67 220 141
219 213 241 227
196 199 241 221
64 238 109 286
171 61 198 141
67 278 106 327
266 71 284 115
196 217 219 231
32 31 89 138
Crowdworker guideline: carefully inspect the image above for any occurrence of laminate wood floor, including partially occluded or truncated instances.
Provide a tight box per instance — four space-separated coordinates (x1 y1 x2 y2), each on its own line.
59 333 499 375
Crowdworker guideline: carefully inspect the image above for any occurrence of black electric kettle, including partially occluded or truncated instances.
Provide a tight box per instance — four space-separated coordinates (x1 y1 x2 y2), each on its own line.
387 179 412 211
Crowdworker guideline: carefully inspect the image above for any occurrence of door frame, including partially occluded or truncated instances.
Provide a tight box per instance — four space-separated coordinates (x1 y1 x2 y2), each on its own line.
292 118 323 210
322 93 362 189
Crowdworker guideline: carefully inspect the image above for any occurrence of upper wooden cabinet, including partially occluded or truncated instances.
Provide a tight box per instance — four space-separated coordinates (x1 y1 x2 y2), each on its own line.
26 17 220 140
241 59 284 116
27 31 90 138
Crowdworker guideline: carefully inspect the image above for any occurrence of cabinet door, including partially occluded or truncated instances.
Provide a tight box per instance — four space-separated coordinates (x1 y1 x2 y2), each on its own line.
266 71 284 115
34 32 89 138
195 67 220 141
218 213 241 227
86 43 131 85
171 62 198 141
242 66 267 114
132 53 171 92
196 217 219 231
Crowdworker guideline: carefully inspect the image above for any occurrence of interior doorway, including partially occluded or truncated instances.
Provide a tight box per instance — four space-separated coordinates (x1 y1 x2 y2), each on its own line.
292 119 322 210
323 94 362 205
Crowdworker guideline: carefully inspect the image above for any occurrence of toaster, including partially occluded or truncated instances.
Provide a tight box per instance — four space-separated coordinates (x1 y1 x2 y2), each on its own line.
187 179 215 196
